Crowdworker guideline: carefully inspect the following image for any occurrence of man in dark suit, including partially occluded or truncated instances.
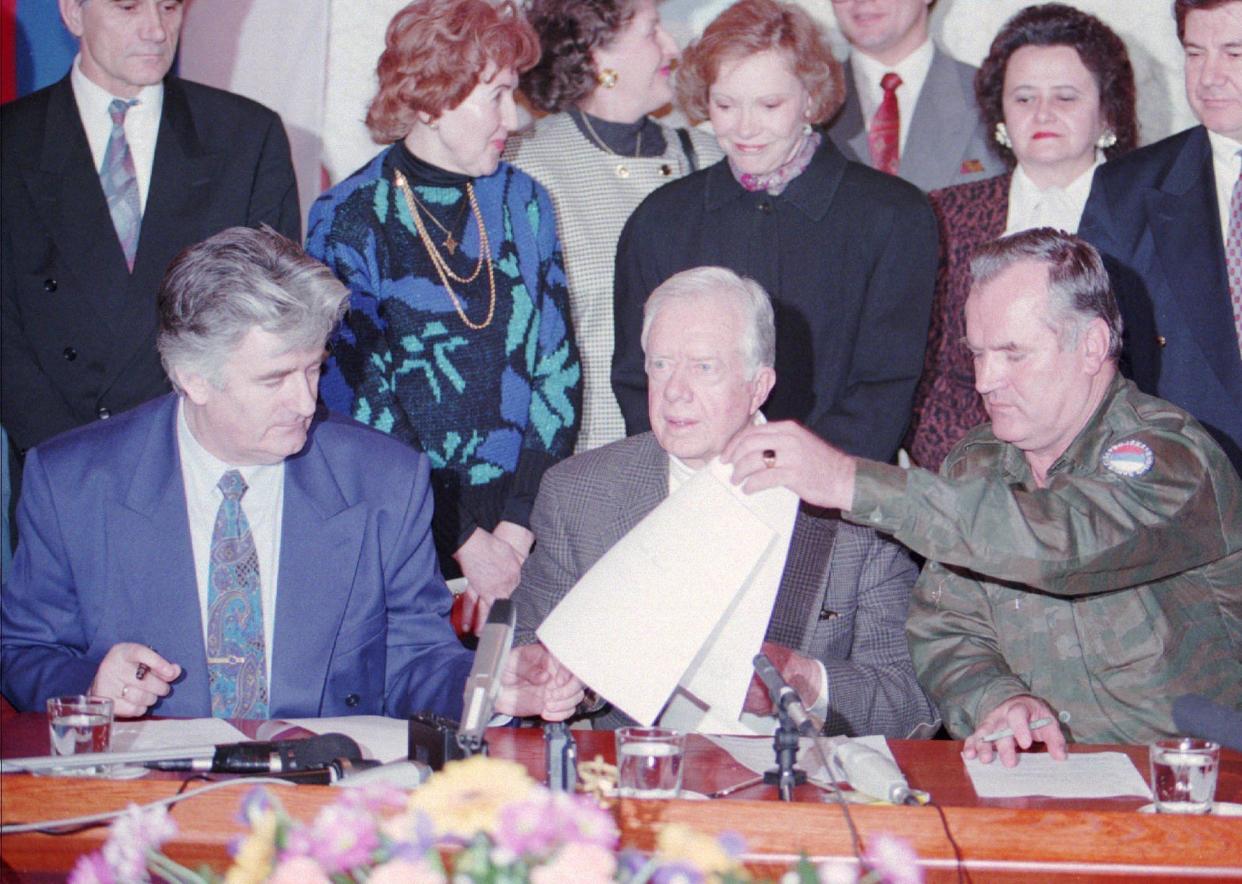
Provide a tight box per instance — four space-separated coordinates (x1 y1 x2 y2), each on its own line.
0 227 582 722
514 267 938 738
826 0 1001 191
1079 0 1242 476
1 0 300 463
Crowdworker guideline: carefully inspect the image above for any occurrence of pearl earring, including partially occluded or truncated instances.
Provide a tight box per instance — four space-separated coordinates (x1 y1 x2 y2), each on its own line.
994 122 1013 149
1096 130 1117 150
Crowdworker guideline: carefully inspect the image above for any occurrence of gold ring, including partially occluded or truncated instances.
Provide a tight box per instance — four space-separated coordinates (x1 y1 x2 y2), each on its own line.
762 449 777 469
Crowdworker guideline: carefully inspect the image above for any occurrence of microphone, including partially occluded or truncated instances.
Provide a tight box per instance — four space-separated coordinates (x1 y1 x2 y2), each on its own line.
752 653 818 736
147 733 364 773
457 598 516 754
1173 694 1242 752
831 741 916 805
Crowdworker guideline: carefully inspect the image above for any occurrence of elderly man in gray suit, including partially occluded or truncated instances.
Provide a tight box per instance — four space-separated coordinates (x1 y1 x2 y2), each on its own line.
826 0 1001 191
512 267 938 738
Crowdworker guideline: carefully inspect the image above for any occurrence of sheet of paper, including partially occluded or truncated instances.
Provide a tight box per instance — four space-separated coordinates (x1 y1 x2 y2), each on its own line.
964 752 1152 798
671 462 800 730
537 466 781 726
705 733 894 788
282 715 410 763
110 718 247 754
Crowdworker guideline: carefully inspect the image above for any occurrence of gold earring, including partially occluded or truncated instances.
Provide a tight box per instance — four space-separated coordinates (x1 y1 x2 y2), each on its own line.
994 122 1012 149
597 68 619 89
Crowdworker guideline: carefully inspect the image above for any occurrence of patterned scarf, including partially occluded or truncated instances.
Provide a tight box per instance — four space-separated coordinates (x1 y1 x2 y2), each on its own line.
729 130 821 196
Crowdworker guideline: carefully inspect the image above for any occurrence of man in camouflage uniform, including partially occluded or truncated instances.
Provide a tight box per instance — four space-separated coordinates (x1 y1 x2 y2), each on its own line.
723 228 1242 765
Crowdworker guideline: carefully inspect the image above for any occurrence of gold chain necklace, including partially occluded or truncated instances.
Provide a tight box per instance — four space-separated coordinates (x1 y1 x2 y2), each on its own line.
394 170 496 331
578 110 643 179
404 187 468 255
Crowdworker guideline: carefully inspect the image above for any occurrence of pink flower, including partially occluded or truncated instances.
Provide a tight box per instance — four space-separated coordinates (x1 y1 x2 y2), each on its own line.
99 803 178 883
68 853 114 884
864 834 922 884
495 792 618 858
530 842 617 884
307 802 381 874
268 856 330 884
369 858 448 884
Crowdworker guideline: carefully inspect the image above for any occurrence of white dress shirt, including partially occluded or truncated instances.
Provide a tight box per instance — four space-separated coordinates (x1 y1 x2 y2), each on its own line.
70 55 162 213
1004 159 1101 236
177 400 284 684
851 39 936 156
1209 130 1242 248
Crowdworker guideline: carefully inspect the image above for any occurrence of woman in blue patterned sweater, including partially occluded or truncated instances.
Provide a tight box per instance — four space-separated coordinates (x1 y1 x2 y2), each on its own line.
307 0 581 633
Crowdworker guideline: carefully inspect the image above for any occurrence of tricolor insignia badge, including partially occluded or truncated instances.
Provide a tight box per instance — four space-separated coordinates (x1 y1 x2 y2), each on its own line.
1102 439 1154 478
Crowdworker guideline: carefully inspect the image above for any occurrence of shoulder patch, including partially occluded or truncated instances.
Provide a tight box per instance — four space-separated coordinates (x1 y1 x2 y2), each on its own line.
1102 439 1154 478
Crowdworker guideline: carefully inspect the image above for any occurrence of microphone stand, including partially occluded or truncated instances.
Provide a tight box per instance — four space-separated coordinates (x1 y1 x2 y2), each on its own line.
763 704 807 801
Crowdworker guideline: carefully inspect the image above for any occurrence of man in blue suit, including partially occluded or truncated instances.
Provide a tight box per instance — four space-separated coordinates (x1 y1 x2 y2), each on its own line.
0 227 581 722
1080 0 1242 476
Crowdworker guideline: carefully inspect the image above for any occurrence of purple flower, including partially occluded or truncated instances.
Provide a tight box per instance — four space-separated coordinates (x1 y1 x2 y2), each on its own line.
68 852 115 884
718 831 747 858
495 792 619 859
650 862 705 884
238 786 275 823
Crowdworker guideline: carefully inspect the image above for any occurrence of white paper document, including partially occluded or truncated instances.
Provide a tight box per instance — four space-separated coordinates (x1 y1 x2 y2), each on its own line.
282 715 410 763
965 751 1152 799
537 461 799 731
706 733 894 788
110 718 247 753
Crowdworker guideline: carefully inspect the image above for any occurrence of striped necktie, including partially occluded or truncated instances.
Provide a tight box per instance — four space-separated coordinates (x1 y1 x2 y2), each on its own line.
1227 152 1242 357
101 98 142 271
868 72 902 176
206 470 270 718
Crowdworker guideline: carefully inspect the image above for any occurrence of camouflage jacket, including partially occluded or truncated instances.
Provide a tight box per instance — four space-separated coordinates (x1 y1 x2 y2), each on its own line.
847 375 1242 743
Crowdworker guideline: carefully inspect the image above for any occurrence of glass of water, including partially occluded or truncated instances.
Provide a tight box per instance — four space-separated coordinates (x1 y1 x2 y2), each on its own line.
615 727 685 798
1149 738 1220 814
46 695 113 775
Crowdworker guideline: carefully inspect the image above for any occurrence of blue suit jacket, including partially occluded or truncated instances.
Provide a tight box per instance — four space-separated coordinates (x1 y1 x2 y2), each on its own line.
1 394 474 718
1080 126 1242 476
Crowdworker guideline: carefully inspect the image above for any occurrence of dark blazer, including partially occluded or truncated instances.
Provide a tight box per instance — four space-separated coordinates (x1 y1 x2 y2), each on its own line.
1 75 301 453
1080 126 1242 476
826 48 1003 192
612 141 938 463
0 395 474 719
512 432 939 738
906 173 1011 471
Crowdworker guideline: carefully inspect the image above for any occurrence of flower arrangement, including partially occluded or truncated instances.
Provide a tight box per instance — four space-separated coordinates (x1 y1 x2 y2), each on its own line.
68 756 921 884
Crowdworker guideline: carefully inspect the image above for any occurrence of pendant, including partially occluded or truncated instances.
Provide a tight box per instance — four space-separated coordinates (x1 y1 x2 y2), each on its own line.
615 163 630 179
443 233 458 255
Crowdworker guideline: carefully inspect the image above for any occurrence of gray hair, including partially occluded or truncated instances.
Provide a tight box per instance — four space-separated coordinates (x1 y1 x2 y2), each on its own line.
969 227 1123 359
157 226 349 388
640 266 776 378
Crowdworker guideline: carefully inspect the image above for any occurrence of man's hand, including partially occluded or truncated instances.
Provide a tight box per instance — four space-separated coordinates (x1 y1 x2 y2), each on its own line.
743 641 821 716
963 694 1067 767
88 643 181 718
492 520 534 563
722 421 856 510
496 643 584 721
454 527 525 634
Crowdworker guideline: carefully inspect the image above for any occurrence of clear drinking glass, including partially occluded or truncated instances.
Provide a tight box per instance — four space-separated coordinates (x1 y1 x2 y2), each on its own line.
1149 738 1220 814
615 726 685 798
46 695 113 775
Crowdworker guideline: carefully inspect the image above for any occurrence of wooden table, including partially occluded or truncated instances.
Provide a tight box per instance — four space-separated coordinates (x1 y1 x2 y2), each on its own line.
3 711 1240 882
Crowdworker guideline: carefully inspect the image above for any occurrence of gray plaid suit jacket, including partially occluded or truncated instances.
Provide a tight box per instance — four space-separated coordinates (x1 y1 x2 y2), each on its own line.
513 433 939 738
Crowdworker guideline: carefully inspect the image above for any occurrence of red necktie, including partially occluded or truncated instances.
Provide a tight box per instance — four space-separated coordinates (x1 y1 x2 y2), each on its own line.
868 72 902 176
1228 157 1242 357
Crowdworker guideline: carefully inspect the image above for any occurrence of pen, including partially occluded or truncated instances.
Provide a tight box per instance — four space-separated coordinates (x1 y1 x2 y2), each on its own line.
981 709 1071 742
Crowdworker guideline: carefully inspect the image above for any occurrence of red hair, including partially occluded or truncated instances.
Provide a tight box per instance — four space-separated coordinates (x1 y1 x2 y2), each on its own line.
676 0 843 126
366 0 540 143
